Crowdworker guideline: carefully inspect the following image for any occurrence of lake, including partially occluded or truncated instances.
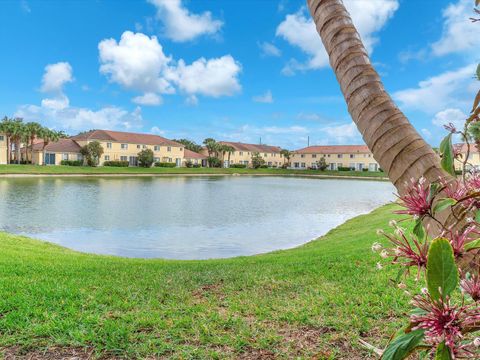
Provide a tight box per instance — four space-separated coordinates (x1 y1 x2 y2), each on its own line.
0 176 394 259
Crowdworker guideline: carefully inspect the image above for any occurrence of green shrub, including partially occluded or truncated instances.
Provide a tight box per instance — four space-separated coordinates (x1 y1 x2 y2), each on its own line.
137 148 154 168
192 163 201 168
259 164 268 168
60 160 83 166
154 162 176 168
185 160 193 168
207 157 222 168
103 160 129 167
230 163 246 168
362 168 368 172
338 166 351 171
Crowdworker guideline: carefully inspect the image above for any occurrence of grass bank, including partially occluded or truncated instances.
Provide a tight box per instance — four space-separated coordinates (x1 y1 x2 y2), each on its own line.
0 204 410 359
0 164 386 179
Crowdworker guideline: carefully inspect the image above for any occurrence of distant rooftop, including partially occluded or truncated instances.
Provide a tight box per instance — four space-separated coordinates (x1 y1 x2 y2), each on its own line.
184 149 206 159
295 145 371 154
71 129 181 147
218 141 281 153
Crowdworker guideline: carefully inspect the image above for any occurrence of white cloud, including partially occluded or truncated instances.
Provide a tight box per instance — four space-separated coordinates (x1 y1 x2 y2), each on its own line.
432 108 467 130
150 126 166 135
98 31 241 104
258 41 281 57
148 0 222 42
132 92 162 106
253 90 273 103
297 112 324 121
167 55 241 97
421 128 432 139
262 125 307 134
41 94 70 110
99 31 174 95
41 62 73 93
185 95 199 106
21 0 31 13
276 1 399 73
431 0 480 57
16 104 143 132
393 63 477 114
322 122 361 143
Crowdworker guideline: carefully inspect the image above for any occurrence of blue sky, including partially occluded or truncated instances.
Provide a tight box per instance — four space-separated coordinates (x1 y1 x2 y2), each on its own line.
0 0 478 149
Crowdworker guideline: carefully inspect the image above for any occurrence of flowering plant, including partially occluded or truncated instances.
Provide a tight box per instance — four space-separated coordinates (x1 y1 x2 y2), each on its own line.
368 8 480 357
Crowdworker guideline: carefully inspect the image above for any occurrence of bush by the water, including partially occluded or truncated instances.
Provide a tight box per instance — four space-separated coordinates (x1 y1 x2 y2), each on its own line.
104 161 129 167
154 162 176 168
337 166 352 171
60 160 83 166
230 164 247 168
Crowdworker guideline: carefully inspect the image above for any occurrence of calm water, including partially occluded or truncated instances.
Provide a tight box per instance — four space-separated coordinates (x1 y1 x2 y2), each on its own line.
0 176 394 259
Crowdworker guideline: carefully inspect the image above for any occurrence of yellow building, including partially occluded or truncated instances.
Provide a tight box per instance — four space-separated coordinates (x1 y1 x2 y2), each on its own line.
0 133 7 164
203 141 284 168
70 130 185 166
291 145 380 171
184 149 207 167
454 143 480 171
28 129 186 166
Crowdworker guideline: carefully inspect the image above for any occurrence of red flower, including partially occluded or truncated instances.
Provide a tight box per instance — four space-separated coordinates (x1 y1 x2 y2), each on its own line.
411 293 480 355
396 177 433 218
444 226 478 257
461 274 480 302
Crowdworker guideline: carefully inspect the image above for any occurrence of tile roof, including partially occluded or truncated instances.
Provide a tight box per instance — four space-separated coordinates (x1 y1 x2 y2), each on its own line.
71 129 181 147
32 138 82 153
184 149 206 159
218 141 282 153
294 145 372 154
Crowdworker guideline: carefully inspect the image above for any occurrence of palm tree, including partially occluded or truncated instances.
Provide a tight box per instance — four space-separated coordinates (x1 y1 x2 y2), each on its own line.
307 0 447 194
39 128 60 165
221 144 235 167
10 118 25 164
24 122 43 164
0 117 14 164
280 149 292 167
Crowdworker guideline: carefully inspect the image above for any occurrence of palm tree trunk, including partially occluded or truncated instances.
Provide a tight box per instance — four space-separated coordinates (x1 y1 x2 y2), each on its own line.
16 140 20 164
307 0 448 194
6 137 10 164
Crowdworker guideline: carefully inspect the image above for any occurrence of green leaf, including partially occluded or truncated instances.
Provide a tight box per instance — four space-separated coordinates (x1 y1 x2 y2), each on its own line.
435 342 451 360
477 63 480 81
427 238 459 301
413 218 426 241
476 209 480 223
464 239 480 251
428 182 441 203
433 198 457 214
439 133 455 176
381 329 425 360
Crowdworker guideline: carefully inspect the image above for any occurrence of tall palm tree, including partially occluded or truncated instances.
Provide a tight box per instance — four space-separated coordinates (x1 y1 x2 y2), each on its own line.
0 117 14 164
39 128 60 165
221 144 235 167
307 0 447 194
24 122 43 164
10 118 25 165
280 149 292 167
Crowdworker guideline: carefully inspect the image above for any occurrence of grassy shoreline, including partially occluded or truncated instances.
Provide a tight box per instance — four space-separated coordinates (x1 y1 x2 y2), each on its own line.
0 164 387 179
0 204 411 359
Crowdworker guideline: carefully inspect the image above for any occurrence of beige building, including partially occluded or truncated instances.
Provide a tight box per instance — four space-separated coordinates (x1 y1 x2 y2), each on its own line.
184 149 207 166
0 133 7 164
291 145 380 171
454 143 480 171
203 141 284 168
70 130 185 166
30 138 83 165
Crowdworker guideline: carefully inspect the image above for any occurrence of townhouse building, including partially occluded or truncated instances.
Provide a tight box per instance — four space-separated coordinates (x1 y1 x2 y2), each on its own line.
291 145 380 171
454 143 480 171
203 141 284 168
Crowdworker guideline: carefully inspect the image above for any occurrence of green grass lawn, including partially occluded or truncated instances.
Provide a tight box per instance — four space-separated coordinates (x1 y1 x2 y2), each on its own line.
0 164 387 179
0 204 413 359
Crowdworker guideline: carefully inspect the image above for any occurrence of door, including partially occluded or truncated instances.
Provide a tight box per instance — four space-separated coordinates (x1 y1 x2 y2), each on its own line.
129 156 138 166
45 153 56 165
176 158 181 167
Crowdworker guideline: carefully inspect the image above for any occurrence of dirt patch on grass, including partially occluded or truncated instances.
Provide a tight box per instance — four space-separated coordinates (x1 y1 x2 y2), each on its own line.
1 346 99 360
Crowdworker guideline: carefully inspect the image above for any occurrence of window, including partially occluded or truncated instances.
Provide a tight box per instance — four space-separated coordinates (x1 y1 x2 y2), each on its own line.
268 162 272 166
168 158 172 162
264 153 267 157
154 146 160 151
294 162 299 168
350 154 354 158
107 142 112 149
239 151 243 156
312 154 317 158
337 154 343 158
105 155 110 161
180 148 183 151
301 162 306 168
167 146 171 152
121 144 128 150
300 154 305 158
0 135 4 141
137 145 141 149
327 154 331 158
120 156 128 161
154 157 160 162
62 153 69 160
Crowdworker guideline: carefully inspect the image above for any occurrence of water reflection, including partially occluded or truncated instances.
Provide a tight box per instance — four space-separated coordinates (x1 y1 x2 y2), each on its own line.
0 176 394 259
